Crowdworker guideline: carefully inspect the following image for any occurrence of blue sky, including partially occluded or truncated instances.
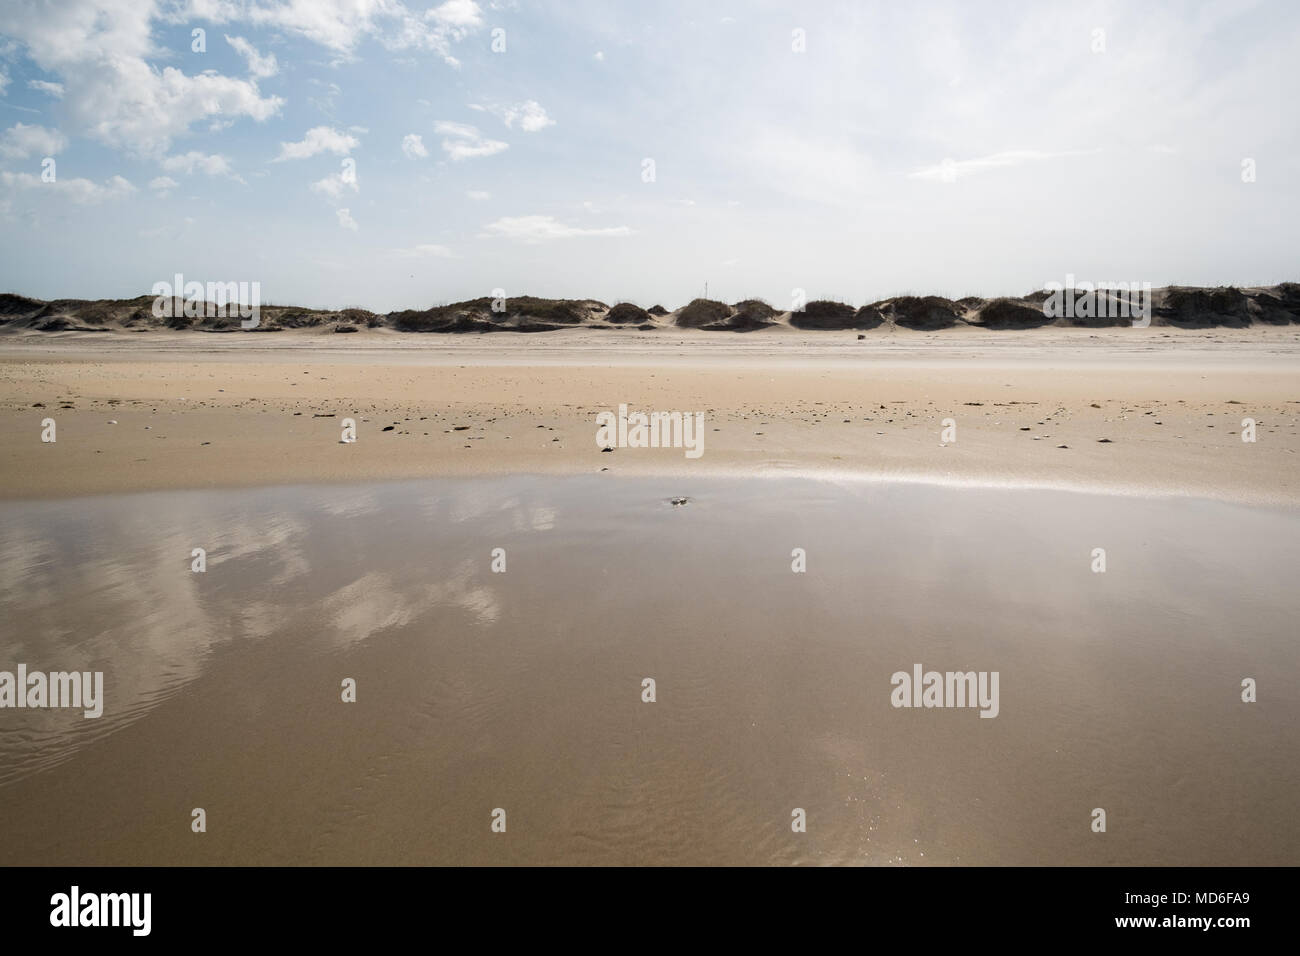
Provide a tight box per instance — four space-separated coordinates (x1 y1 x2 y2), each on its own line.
1 0 1298 312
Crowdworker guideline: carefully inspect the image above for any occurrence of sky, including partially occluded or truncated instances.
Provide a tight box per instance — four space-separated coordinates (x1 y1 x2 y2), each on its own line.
1 0 1297 313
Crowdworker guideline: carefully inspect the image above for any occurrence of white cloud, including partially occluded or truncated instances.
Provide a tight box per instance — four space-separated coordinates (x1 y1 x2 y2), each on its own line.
427 0 482 29
401 133 429 159
275 126 359 161
2 0 283 157
225 35 278 79
0 123 67 158
336 207 358 231
238 0 380 52
184 0 484 65
466 190 490 200
403 0 485 64
593 51 604 62
505 100 555 132
434 121 507 161
160 150 239 179
908 149 1088 182
435 120 479 138
149 176 179 194
311 169 359 199
395 243 453 258
308 79 342 115
472 100 555 132
482 215 633 243
28 79 64 98
1 170 135 203
0 0 475 162
0 66 9 96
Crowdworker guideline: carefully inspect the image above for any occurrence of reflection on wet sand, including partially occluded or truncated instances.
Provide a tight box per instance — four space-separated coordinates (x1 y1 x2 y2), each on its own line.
0 476 1296 865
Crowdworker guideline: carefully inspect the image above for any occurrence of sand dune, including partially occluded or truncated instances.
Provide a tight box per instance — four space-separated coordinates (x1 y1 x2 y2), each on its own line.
2 283 1298 336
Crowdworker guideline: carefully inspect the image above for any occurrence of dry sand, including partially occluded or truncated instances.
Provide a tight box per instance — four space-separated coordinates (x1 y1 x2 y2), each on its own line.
1 324 1297 505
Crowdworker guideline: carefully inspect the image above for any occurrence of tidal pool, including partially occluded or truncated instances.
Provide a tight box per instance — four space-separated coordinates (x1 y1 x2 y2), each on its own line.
0 475 1296 865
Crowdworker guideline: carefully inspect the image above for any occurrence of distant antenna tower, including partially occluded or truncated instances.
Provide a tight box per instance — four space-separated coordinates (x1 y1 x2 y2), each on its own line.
704 281 708 299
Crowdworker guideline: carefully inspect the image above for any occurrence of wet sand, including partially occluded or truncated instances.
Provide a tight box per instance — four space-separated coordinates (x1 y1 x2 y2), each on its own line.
0 476 1295 865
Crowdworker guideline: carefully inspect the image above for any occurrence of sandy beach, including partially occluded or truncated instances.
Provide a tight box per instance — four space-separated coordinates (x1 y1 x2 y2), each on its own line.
2 325 1297 506
2 325 1299 868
